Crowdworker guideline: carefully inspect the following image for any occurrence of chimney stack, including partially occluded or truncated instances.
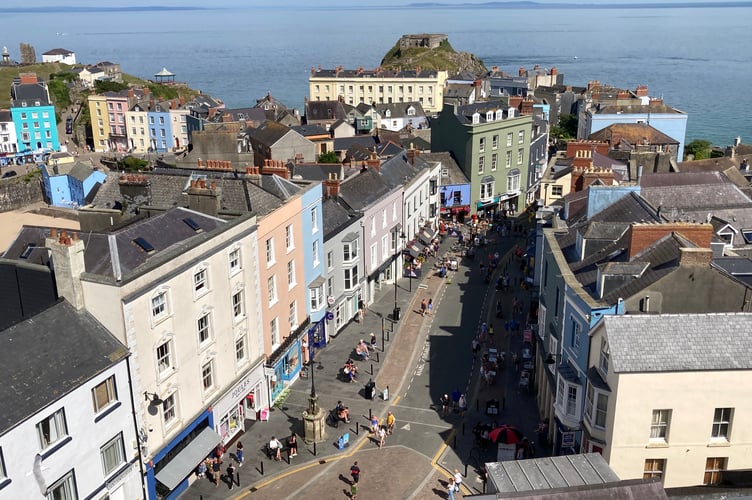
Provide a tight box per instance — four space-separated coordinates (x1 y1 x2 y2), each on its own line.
45 230 87 309
323 172 341 197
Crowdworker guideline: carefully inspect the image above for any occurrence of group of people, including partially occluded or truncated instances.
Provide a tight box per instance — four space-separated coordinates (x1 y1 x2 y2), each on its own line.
268 432 299 461
196 441 243 489
368 410 396 448
419 297 434 316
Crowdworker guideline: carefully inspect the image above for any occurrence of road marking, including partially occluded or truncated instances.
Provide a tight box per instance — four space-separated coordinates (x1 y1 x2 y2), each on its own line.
401 423 411 431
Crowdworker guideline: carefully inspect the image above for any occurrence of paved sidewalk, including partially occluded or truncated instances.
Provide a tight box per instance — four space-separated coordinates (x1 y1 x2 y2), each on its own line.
184 233 454 499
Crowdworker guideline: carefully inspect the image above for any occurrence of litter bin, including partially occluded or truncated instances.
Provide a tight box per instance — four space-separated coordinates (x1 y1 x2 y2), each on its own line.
392 306 401 321
364 379 376 400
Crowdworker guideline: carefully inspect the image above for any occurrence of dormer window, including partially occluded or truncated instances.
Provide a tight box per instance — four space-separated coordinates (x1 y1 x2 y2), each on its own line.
407 106 415 116
486 111 493 121
495 110 503 120
472 112 480 124
385 109 391 118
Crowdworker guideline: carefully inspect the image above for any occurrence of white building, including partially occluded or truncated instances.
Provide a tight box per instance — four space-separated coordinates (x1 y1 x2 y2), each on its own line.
0 109 18 154
6 206 265 499
585 313 752 488
42 48 76 65
0 300 143 500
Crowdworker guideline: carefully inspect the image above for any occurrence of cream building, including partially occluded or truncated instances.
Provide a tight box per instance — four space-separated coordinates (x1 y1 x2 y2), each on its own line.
7 207 265 498
585 313 752 488
309 67 448 113
88 93 110 153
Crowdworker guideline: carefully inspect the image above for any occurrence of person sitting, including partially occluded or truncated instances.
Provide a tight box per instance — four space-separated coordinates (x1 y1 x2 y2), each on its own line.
343 363 357 383
356 341 369 360
346 358 359 374
268 436 282 461
336 401 351 423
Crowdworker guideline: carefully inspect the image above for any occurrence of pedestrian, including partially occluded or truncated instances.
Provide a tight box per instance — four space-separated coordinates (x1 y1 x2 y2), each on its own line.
351 481 359 500
226 462 236 489
451 388 461 411
458 394 467 416
377 425 386 448
350 461 361 484
453 469 463 493
301 336 309 365
196 459 207 478
358 298 366 321
370 414 380 433
386 410 395 434
212 457 222 487
440 393 450 417
427 298 434 315
236 440 244 467
447 480 456 500
537 419 549 446
420 298 427 316
288 432 298 458
269 436 282 461
370 331 377 351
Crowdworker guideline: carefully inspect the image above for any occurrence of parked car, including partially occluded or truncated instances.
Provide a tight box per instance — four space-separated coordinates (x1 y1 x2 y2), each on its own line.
2 171 18 178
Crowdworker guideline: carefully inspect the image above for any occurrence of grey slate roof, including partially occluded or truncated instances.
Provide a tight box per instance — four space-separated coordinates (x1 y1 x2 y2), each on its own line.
453 102 517 125
248 120 297 147
420 152 469 185
291 163 345 182
42 48 74 56
11 78 51 107
602 313 752 373
0 299 128 435
639 171 728 188
374 102 427 119
291 124 329 137
3 208 231 281
641 184 751 212
305 100 348 123
90 170 284 218
712 257 752 288
333 135 377 152
338 168 394 211
322 197 360 239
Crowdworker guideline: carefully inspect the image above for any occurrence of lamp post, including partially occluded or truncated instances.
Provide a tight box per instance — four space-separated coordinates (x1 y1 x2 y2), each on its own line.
392 230 406 321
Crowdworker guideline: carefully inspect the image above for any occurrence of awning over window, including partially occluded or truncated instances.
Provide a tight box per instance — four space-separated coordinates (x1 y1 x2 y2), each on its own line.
155 427 222 491
419 227 437 244
308 275 326 289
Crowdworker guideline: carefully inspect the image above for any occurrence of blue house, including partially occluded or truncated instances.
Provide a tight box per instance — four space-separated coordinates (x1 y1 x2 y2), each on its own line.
300 182 327 354
42 161 107 208
147 102 173 152
10 73 60 153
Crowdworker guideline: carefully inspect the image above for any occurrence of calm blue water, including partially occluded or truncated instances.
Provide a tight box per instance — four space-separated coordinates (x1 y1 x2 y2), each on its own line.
2 5 749 145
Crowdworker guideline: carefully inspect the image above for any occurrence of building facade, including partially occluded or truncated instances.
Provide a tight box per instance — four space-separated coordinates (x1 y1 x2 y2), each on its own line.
10 73 60 153
309 67 448 113
431 102 532 215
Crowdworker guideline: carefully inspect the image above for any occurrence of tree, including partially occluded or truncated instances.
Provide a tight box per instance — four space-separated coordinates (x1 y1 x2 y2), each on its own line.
550 113 578 143
94 80 129 93
684 139 712 160
318 151 339 163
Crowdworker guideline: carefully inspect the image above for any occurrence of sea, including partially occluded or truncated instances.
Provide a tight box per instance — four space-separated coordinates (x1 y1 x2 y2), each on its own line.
1 4 750 146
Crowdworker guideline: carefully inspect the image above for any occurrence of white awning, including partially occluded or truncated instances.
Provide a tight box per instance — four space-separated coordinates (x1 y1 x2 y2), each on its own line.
155 427 222 491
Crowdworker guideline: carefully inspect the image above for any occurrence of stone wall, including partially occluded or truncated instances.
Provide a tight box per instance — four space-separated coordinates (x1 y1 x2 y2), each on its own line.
0 177 45 212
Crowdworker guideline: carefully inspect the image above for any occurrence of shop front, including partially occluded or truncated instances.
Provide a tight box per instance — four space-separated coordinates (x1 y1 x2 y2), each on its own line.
268 319 310 402
305 317 327 363
212 358 266 444
146 409 219 500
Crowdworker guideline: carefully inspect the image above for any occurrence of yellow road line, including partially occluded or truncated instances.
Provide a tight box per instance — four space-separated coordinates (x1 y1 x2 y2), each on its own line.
235 427 371 497
392 395 401 405
429 427 472 496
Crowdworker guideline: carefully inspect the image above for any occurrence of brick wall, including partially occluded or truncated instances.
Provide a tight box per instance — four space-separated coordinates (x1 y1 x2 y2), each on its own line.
627 223 713 259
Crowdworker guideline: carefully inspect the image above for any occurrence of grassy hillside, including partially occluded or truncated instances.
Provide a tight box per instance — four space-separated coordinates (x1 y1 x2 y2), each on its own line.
0 63 201 110
380 39 487 77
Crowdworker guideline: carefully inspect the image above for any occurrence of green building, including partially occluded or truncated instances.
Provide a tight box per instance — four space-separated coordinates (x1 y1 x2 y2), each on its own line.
431 102 532 216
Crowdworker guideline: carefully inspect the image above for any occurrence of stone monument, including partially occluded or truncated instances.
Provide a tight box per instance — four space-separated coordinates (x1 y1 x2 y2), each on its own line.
302 364 326 444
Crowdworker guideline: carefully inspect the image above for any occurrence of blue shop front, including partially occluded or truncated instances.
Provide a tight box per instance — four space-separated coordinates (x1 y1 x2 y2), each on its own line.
146 408 220 499
267 319 311 402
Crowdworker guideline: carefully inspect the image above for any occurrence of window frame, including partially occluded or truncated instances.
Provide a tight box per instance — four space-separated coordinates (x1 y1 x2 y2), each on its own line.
650 409 671 442
704 457 726 485
156 340 173 376
232 289 245 319
265 238 275 266
100 432 125 477
201 360 215 393
289 301 298 330
46 470 77 500
585 383 609 429
285 224 294 251
162 393 177 427
37 408 69 451
311 208 319 233
268 276 278 305
228 247 241 275
711 408 733 441
270 317 280 347
92 376 118 413
643 458 665 480
235 334 247 365
197 312 212 347
151 290 168 322
193 267 208 296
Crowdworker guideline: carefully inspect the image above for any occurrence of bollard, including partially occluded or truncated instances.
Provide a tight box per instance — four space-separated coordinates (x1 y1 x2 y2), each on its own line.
370 363 373 375
476 399 480 412
464 463 468 477
313 441 317 456
369 408 372 419
387 329 390 341
376 352 380 363
260 461 264 475
355 422 359 435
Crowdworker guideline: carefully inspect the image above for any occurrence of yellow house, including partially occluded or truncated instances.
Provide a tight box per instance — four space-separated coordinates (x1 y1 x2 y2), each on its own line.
585 313 752 488
87 94 110 153
309 67 447 113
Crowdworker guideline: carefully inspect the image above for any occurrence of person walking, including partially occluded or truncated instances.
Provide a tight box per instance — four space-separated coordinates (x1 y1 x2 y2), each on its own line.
386 411 395 434
427 298 434 316
212 457 222 487
447 480 456 500
377 425 386 448
236 441 244 467
420 298 427 316
440 394 450 417
288 432 298 458
226 462 236 489
358 298 366 322
350 461 361 484
370 414 380 433
458 394 467 416
453 469 463 493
